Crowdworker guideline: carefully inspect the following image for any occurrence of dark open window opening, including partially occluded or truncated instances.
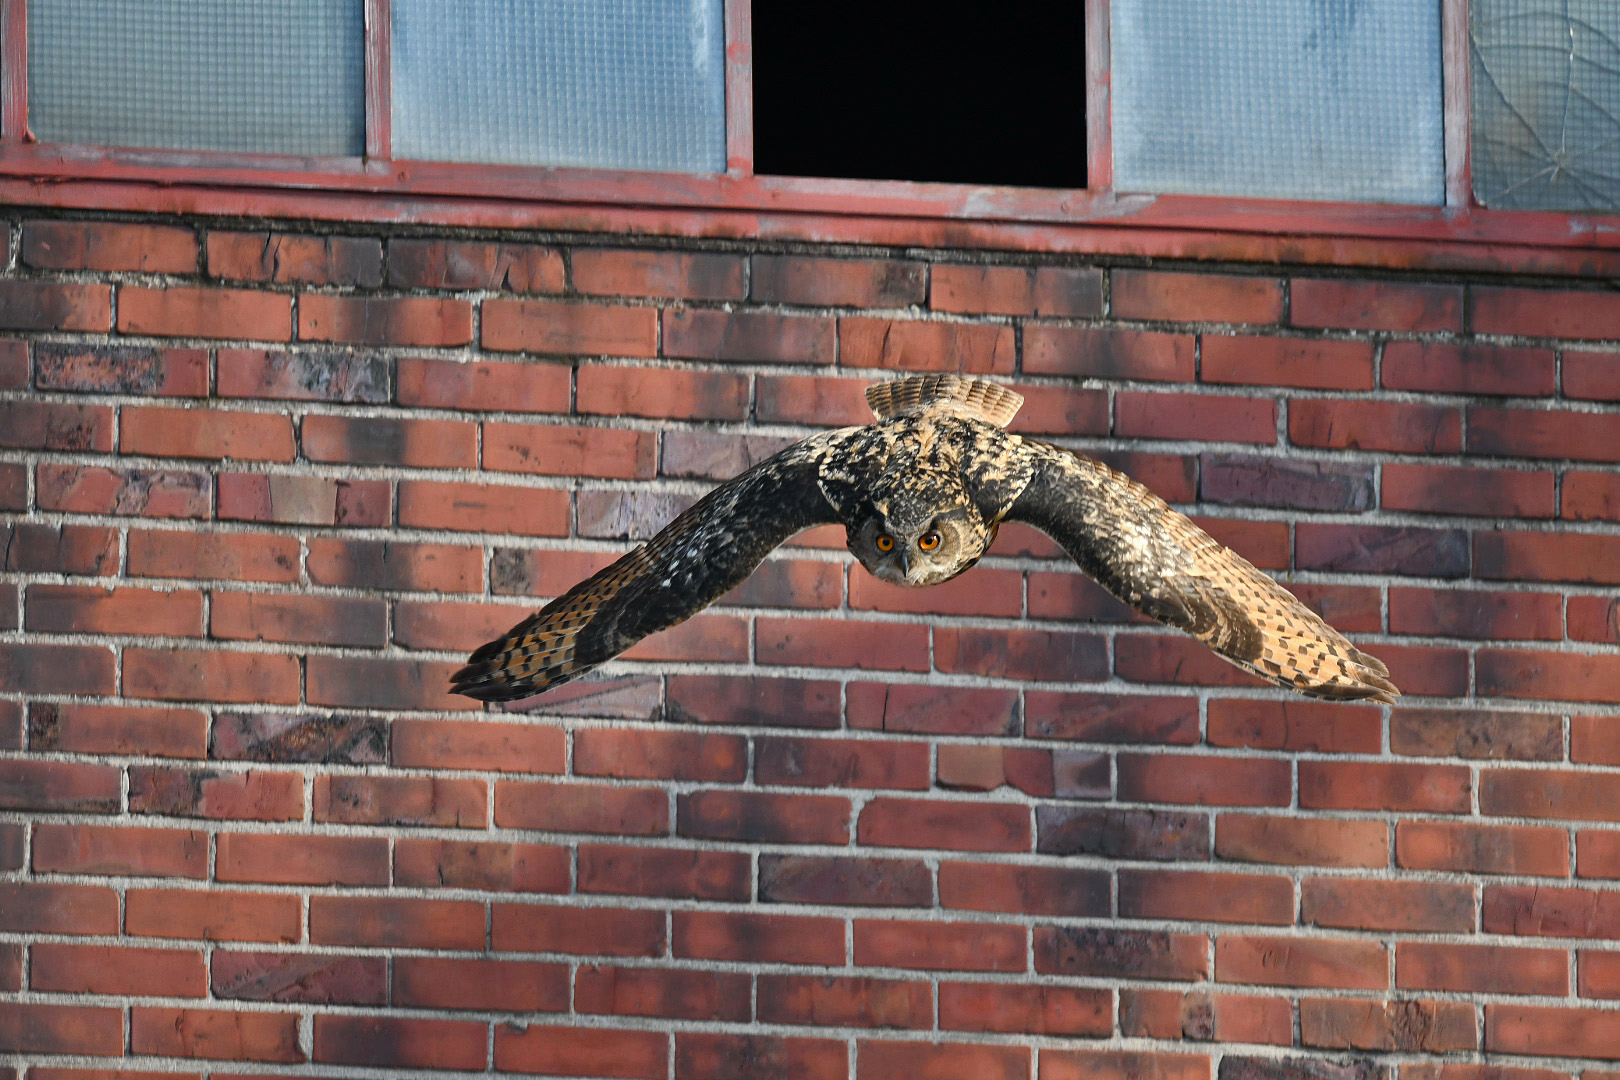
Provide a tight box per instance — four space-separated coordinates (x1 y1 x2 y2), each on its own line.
750 0 1088 189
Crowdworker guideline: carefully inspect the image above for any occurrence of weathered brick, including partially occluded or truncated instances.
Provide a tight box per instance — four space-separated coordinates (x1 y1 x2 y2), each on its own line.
1116 391 1277 443
308 537 480 592
388 237 564 291
37 464 212 518
577 964 750 1021
1385 463 1555 518
1207 699 1381 754
395 838 569 893
1477 531 1620 585
1399 942 1568 995
932 263 1103 317
496 779 667 835
760 854 931 907
484 298 657 355
303 413 477 468
207 231 381 286
1291 278 1461 332
0 883 118 935
1202 453 1374 511
1300 998 1476 1052
575 248 746 299
677 1033 847 1080
938 861 1108 918
34 823 206 878
674 910 844 967
315 1014 486 1071
32 942 205 997
1391 706 1562 759
1478 649 1620 703
1026 691 1200 743
1218 935 1386 989
1473 284 1620 339
757 373 871 424
300 294 472 346
0 400 112 451
0 1003 124 1056
398 478 569 535
119 285 288 339
1398 821 1568 877
1485 884 1620 938
1481 767 1620 821
579 844 750 900
395 955 567 1011
315 775 487 827
212 950 386 1005
664 307 836 364
393 717 564 773
125 887 299 943
857 797 1030 852
1113 270 1283 324
1300 761 1472 813
1297 523 1470 577
1289 398 1463 453
1565 471 1620 523
1384 341 1556 396
27 702 206 759
124 647 299 705
25 583 202 637
1302 877 1474 933
846 681 1020 736
1037 925 1208 980
311 895 485 949
215 833 389 886
839 316 1015 373
494 902 665 957
1040 806 1210 861
759 972 931 1028
1564 349 1620 401
0 645 116 697
24 218 195 272
753 254 926 306
485 421 655 478
1203 334 1374 390
1469 405 1620 463
668 675 842 729
1217 815 1388 868
757 617 930 672
1121 869 1294 925
212 712 387 765
130 766 303 822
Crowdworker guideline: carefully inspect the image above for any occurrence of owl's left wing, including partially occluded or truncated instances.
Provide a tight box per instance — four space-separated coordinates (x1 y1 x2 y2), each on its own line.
1003 440 1399 703
451 435 844 702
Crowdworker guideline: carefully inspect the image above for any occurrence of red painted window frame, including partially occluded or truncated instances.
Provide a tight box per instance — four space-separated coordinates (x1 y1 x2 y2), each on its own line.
1 0 1617 276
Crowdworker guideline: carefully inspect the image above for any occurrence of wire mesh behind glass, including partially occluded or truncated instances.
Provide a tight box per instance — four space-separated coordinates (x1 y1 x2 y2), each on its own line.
1471 0 1620 212
27 0 365 156
391 0 726 174
1112 0 1445 205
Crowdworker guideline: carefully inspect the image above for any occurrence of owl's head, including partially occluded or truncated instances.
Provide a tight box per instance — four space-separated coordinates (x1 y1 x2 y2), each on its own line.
849 502 991 588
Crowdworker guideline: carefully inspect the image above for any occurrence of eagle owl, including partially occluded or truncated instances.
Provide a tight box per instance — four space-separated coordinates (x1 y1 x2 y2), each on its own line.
453 374 1398 705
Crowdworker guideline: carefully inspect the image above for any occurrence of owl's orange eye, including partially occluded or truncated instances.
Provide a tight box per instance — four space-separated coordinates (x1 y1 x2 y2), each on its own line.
918 531 942 551
875 533 895 552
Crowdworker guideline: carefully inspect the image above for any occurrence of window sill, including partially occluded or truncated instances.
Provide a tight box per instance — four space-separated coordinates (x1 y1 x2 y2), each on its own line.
3 143 1620 278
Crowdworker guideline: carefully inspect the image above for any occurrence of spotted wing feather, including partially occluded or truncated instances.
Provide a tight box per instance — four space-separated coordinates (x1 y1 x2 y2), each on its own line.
1005 441 1399 703
865 374 1023 427
451 437 842 701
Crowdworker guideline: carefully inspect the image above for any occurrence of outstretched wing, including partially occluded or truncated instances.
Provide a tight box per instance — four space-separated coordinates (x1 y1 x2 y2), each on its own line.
451 436 843 701
1005 441 1399 703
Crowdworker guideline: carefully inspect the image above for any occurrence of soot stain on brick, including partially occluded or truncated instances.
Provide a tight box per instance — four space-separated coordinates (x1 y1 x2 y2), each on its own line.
34 342 164 393
212 712 387 764
26 702 60 750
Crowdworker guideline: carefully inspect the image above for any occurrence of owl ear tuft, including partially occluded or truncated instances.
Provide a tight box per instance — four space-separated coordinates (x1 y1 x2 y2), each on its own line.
865 374 1024 427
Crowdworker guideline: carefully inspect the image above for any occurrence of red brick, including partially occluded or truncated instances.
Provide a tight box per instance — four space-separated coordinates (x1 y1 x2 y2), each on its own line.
24 583 199 637
25 703 204 758
1474 284 1620 339
122 405 294 461
1484 884 1620 939
1392 585 1565 640
393 955 566 1012
1580 950 1620 998
0 1003 123 1056
299 293 471 346
1201 454 1373 511
125 888 298 943
669 675 843 729
215 833 388 886
0 336 21 387
575 248 745 299
0 280 112 331
1008 384 1110 436
212 949 384 1005
855 919 1025 973
34 344 203 400
1115 635 1270 690
1301 998 1476 1052
1488 1005 1620 1058
0 400 112 452
315 1015 486 1071
577 363 749 420
1298 522 1470 577
933 263 1102 316
394 838 568 893
1112 269 1281 323
939 862 1109 918
216 472 329 525
1217 815 1389 868
857 796 1030 852
1303 877 1474 933
484 421 655 478
311 895 484 949
569 728 741 783
1574 715 1620 765
494 903 665 957
1565 471 1620 523
1470 405 1620 463
1218 935 1386 990
128 529 298 582
758 973 930 1028
1025 691 1199 743
855 1041 1028 1080
0 463 21 512
119 285 289 340
209 592 383 648
1115 390 1277 443
1288 397 1463 453
1301 761 1471 813
484 298 657 355
496 779 667 835
760 854 931 906
315 775 486 828
32 942 204 997
722 557 843 609
1384 340 1556 396
1479 649 1620 703
753 254 925 306
1399 820 1569 876
1123 990 1291 1045
1196 516 1292 568
1477 531 1620 585
757 616 930 672
755 373 869 426
36 463 211 518
1121 869 1294 925
1037 925 1208 980
130 766 303 822
1207 699 1381 754
124 647 298 705
1117 753 1289 807
398 357 568 414
302 413 476 467
1203 334 1374 390
1483 767 1620 821
388 237 564 291
939 981 1109 1037
1564 349 1620 401
839 315 1015 373
935 625 1106 681
1392 707 1563 759
846 681 1020 736
0 646 116 697
392 717 564 773
1027 570 1153 624
1384 463 1555 517
397 478 569 535
496 1024 666 1079
308 654 475 712
1399 942 1567 995
1291 278 1461 332
577 965 750 1021
1375 638 1474 692
0 883 117 935
133 1007 302 1062
1044 1050 1211 1080
308 537 480 592
579 844 749 901
207 231 381 285
674 910 844 966
24 218 195 272
1038 806 1209 861
664 307 835 364
677 1033 846 1080
218 347 387 402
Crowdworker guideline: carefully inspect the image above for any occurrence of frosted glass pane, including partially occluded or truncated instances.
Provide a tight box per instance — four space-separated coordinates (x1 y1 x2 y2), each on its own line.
392 0 725 174
28 0 365 156
1113 0 1445 205
1472 0 1620 212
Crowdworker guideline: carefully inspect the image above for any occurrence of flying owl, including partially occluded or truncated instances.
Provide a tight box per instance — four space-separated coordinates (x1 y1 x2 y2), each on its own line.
452 374 1398 705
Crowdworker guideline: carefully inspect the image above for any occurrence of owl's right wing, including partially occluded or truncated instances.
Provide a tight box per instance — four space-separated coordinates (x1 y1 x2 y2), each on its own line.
1004 440 1399 703
451 434 845 702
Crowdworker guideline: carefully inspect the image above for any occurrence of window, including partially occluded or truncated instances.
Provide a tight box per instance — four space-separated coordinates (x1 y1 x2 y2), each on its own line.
0 0 1616 272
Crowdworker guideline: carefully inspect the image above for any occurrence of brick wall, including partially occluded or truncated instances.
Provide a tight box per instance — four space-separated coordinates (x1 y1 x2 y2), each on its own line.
1 214 1619 1080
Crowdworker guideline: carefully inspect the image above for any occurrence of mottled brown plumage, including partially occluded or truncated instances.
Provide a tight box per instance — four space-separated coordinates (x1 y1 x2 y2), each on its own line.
451 374 1398 705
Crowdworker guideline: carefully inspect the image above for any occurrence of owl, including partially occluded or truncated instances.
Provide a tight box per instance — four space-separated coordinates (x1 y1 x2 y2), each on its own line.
452 374 1398 705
